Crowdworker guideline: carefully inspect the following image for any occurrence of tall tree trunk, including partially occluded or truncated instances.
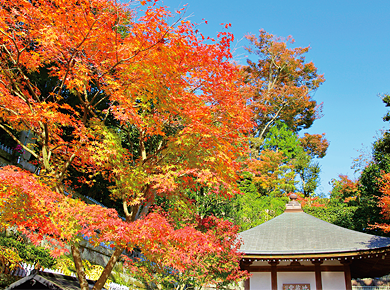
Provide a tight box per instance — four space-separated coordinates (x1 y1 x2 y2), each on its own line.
71 245 89 290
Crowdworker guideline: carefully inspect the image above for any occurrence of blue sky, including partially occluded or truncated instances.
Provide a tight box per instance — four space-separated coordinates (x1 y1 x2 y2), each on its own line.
153 0 390 195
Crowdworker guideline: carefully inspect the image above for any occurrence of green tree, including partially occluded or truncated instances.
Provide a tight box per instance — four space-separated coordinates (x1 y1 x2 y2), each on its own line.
293 151 320 197
238 122 324 230
261 122 322 197
263 122 302 159
356 141 390 234
231 172 287 230
324 95 390 235
304 203 359 230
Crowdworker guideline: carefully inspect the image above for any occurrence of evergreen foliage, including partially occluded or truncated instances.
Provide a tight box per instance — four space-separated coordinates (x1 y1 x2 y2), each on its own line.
0 234 56 269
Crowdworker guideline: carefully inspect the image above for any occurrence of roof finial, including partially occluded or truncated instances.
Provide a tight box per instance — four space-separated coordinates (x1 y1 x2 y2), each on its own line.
285 193 303 212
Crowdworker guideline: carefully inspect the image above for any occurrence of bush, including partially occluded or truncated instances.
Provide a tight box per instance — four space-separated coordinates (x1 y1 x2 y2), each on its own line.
0 234 55 269
0 245 23 274
0 273 20 288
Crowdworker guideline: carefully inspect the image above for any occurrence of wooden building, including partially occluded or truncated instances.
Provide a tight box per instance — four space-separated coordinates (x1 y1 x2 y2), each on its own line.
239 195 390 290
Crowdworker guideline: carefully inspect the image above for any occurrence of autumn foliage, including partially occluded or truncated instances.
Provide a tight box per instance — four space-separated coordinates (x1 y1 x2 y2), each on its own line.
0 167 247 284
246 149 296 197
244 29 325 140
242 29 328 200
0 167 123 256
299 133 329 158
296 195 326 208
371 173 390 232
330 174 360 204
0 0 252 288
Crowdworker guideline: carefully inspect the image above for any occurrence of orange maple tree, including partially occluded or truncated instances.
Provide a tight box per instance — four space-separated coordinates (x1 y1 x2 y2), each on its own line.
295 194 326 208
299 133 329 158
244 29 325 141
371 173 390 232
330 174 360 204
0 0 252 288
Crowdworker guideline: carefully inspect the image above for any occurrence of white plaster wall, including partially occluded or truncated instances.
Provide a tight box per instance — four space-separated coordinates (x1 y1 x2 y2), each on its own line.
250 272 272 290
277 272 316 290
322 272 346 290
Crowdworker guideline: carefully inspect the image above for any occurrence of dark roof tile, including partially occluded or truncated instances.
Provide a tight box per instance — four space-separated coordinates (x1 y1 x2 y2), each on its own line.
239 212 390 255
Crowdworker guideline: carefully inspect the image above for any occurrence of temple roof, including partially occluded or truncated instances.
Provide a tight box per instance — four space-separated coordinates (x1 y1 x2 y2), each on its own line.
239 211 390 256
238 196 390 278
6 271 103 290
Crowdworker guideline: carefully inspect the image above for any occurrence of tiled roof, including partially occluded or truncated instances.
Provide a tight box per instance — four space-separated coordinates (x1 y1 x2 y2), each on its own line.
239 211 390 255
6 271 103 290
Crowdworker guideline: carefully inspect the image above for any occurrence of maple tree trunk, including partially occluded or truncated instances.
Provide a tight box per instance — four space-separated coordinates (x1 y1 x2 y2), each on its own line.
71 245 89 290
92 246 124 290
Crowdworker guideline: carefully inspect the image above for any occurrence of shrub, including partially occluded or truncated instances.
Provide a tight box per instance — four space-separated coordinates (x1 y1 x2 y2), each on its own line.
0 234 55 269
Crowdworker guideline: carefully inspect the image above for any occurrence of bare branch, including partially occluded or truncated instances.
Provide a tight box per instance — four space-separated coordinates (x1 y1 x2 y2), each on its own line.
256 103 286 140
0 124 38 158
58 153 77 181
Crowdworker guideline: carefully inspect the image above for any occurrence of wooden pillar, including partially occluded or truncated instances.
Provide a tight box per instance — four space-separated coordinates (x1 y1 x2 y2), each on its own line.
313 260 323 290
341 261 352 290
244 277 250 290
241 259 252 290
269 261 279 290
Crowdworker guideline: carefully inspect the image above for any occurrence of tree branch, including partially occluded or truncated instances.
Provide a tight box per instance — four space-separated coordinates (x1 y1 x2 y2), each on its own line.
256 103 286 140
0 124 38 159
92 246 123 290
58 153 77 181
